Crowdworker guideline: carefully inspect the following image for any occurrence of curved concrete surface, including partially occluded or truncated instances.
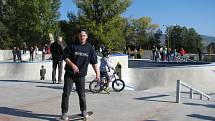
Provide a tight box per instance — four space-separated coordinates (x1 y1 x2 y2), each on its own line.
1 59 215 92
128 59 210 68
0 61 57 80
0 60 100 82
126 60 215 91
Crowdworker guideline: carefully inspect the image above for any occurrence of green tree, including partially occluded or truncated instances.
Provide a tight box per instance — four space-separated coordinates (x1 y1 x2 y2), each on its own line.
186 28 202 52
0 0 61 49
207 42 215 54
150 29 162 49
166 25 202 53
39 0 61 45
0 0 16 49
125 17 160 50
65 0 131 51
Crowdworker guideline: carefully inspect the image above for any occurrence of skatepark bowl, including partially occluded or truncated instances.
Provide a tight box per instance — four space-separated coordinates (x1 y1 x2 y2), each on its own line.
1 55 215 121
1 57 215 91
126 59 215 91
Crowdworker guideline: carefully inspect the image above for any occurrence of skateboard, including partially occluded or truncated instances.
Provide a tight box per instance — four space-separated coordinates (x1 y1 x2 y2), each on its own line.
68 111 93 121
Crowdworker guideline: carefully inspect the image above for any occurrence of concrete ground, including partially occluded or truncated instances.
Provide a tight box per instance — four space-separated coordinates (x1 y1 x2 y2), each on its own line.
0 79 215 121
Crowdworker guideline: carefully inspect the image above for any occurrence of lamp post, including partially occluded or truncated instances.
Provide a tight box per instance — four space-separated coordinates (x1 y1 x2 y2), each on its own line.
163 24 177 49
163 25 170 49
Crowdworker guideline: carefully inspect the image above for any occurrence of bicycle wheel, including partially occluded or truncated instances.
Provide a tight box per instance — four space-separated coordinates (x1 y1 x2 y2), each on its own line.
89 80 101 93
112 79 125 92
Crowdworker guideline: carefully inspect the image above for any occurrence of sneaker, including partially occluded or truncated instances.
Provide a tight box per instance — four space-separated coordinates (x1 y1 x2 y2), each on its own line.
52 79 56 84
81 110 89 118
61 113 69 120
104 87 111 93
58 80 62 84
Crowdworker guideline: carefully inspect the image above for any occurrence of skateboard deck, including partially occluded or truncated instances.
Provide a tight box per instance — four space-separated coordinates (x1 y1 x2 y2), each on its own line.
68 111 93 121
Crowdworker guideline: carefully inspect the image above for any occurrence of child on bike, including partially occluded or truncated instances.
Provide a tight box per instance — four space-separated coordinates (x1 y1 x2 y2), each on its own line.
100 49 114 93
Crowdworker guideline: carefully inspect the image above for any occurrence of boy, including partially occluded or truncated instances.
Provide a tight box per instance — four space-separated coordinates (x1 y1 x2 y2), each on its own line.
40 65 46 80
100 49 114 93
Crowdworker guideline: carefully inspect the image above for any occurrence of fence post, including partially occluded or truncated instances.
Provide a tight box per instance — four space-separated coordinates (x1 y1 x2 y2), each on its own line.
176 80 181 103
190 88 193 99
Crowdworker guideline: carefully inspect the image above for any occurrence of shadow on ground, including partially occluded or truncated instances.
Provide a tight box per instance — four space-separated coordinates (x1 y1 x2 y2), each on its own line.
0 107 59 121
36 85 92 94
187 114 215 121
134 94 176 103
183 102 215 109
0 80 52 84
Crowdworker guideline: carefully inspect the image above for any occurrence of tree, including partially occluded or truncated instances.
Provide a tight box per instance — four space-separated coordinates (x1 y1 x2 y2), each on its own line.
0 0 61 49
65 0 131 51
0 0 16 49
187 28 202 52
207 42 215 54
125 17 160 50
166 25 202 53
151 29 162 48
39 0 61 45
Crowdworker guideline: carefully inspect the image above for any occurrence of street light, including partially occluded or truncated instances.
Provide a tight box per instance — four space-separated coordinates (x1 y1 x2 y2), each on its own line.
163 24 177 49
163 25 170 49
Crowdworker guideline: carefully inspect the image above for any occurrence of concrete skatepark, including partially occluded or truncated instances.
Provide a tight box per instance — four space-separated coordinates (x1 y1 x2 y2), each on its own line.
0 51 215 121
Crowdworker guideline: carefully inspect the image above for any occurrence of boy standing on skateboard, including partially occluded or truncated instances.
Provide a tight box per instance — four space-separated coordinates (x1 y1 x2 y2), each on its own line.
61 29 100 120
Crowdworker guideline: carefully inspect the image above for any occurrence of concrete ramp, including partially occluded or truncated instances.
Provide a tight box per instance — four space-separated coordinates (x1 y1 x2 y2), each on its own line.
126 63 215 91
1 59 215 92
0 61 96 81
0 61 55 80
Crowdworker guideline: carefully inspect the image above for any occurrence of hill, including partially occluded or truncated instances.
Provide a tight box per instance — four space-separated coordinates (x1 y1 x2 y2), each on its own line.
160 34 215 47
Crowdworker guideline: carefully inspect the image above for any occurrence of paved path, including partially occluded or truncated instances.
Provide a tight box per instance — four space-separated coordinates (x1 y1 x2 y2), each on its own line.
0 79 215 121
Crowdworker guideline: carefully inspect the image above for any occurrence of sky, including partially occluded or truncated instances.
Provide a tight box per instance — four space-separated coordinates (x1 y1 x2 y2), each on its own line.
60 0 215 37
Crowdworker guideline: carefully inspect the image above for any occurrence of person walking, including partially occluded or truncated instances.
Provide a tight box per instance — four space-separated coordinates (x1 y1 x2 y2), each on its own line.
42 46 46 61
34 46 39 60
23 42 27 54
12 47 17 62
61 30 100 120
50 36 64 84
197 48 202 61
29 46 34 61
16 47 22 61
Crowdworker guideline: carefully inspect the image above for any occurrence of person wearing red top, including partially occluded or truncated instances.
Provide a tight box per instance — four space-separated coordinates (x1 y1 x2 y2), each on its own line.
180 48 186 56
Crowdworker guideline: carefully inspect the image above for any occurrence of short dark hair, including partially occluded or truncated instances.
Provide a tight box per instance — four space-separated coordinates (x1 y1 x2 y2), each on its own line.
41 65 44 68
79 29 88 35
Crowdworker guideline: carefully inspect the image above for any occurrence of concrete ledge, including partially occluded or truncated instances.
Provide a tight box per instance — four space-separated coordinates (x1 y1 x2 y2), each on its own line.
0 61 56 80
0 50 13 61
1 59 215 92
127 65 215 91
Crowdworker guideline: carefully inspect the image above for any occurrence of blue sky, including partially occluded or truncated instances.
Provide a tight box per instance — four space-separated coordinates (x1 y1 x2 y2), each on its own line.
60 0 215 37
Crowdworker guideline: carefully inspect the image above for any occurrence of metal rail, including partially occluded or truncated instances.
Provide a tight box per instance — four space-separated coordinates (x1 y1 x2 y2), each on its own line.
176 80 210 103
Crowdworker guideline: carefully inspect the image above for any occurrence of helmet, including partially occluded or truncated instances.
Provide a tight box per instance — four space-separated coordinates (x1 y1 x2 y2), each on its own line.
102 49 110 57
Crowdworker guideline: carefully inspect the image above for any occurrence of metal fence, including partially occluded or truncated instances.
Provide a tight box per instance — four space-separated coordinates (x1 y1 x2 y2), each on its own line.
176 80 210 103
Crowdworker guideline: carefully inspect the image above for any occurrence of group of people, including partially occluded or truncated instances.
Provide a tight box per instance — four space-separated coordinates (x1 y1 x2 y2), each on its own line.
29 46 39 61
29 45 51 61
12 45 51 62
12 47 22 62
152 46 186 62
